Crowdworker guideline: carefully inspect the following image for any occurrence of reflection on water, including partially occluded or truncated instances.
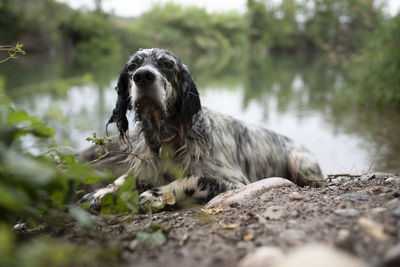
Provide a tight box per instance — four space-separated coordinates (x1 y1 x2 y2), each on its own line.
1 52 399 175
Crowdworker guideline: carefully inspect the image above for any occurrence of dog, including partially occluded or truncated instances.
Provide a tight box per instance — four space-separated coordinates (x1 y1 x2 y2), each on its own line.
77 48 325 212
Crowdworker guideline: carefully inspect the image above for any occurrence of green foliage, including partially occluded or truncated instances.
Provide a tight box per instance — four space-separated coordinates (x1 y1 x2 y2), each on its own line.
113 3 248 57
0 232 120 267
246 0 384 53
303 0 384 53
59 10 121 58
0 104 85 224
349 13 400 107
99 177 138 214
135 224 170 248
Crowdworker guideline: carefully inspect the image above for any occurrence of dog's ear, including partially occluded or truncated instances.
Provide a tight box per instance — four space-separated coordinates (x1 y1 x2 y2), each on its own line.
107 68 131 138
180 64 201 128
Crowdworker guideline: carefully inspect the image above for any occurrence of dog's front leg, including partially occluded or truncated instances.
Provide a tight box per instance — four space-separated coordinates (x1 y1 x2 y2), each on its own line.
78 174 129 210
139 176 242 213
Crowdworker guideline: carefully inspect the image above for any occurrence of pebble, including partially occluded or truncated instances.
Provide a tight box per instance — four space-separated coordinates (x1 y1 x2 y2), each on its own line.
358 217 389 241
273 244 367 267
289 192 304 200
263 206 286 220
387 198 400 209
340 193 371 201
392 207 400 219
290 210 299 218
279 229 305 245
361 172 395 181
371 207 386 214
334 208 360 218
238 246 284 267
384 243 400 267
385 177 400 184
335 229 354 252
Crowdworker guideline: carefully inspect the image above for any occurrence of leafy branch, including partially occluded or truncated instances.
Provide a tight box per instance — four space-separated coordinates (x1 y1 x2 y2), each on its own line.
0 43 25 63
85 133 153 164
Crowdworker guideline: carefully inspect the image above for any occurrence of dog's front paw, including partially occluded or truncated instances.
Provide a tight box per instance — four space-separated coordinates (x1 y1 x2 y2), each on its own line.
78 185 113 211
138 190 166 213
139 190 177 213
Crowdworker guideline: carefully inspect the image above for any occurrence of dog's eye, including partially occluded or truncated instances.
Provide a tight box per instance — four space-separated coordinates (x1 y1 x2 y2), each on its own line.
127 63 138 71
162 61 174 69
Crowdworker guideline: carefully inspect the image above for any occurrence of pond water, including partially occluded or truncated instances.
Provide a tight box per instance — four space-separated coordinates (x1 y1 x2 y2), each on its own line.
2 52 399 175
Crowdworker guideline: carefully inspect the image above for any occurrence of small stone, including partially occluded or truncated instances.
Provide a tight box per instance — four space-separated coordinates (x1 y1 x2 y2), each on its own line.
289 192 304 200
335 229 354 252
385 177 399 183
371 207 386 214
239 246 284 267
128 240 140 251
340 193 371 201
280 229 305 245
263 206 286 220
384 243 400 267
358 217 389 241
387 198 400 209
290 210 299 218
273 244 367 267
337 229 350 241
334 208 360 218
392 207 400 219
361 172 395 181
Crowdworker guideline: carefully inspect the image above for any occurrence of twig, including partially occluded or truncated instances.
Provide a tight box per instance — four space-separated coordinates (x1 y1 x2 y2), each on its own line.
87 150 153 165
0 43 25 63
327 173 361 178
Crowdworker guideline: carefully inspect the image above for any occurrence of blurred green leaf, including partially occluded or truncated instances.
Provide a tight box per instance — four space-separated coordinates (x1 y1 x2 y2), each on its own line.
3 152 57 186
68 206 94 230
136 229 167 248
0 223 15 265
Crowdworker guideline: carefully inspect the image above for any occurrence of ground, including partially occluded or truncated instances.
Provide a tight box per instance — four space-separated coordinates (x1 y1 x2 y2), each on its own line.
20 174 400 267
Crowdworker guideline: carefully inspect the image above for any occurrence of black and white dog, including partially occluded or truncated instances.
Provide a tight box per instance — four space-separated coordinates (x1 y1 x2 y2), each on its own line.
78 48 325 212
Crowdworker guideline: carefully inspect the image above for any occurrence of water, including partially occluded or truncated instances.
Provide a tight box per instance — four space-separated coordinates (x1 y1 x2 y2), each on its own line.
2 52 399 175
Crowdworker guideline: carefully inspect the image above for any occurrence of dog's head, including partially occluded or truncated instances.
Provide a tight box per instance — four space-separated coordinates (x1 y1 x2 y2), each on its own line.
108 48 201 150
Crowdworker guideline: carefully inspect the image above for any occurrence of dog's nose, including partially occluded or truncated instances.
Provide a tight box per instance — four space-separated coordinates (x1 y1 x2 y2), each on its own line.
133 69 156 86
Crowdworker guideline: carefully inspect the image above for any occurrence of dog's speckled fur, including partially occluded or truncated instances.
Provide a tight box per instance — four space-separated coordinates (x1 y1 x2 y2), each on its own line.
78 48 325 212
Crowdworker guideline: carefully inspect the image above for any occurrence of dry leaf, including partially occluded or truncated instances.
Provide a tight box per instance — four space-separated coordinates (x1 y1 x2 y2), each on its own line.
201 206 224 214
162 192 176 205
243 234 254 241
223 223 239 229
358 217 389 241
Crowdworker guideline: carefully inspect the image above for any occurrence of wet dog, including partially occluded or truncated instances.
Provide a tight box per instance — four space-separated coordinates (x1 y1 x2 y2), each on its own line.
78 48 325 212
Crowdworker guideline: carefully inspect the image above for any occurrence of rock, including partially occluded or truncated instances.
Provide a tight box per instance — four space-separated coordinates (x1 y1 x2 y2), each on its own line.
289 192 304 200
361 172 395 181
371 207 386 214
357 217 390 241
263 206 286 220
334 208 360 218
340 194 371 201
335 229 354 252
238 246 284 267
205 177 295 209
384 243 400 267
273 244 367 267
279 229 305 245
385 177 400 184
290 210 299 218
392 207 400 219
387 198 400 209
337 229 350 242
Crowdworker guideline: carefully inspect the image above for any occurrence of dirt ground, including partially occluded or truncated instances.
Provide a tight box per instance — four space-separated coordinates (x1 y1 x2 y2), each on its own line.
59 174 400 267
